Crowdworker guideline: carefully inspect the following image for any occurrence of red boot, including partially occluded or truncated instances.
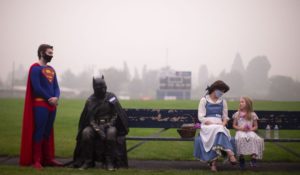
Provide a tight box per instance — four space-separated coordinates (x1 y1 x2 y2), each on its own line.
33 142 43 170
42 139 63 167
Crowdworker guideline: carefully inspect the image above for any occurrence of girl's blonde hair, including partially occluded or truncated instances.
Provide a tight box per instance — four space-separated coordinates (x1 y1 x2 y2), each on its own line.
238 96 254 120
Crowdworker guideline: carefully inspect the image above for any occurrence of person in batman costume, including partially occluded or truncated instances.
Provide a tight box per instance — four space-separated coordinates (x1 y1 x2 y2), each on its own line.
70 76 129 170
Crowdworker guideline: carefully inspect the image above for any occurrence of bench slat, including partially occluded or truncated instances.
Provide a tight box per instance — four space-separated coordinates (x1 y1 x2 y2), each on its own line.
126 109 300 129
126 137 300 142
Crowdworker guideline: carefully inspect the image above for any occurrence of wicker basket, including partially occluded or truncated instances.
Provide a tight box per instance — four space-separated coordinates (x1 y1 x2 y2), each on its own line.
177 127 196 138
177 114 196 138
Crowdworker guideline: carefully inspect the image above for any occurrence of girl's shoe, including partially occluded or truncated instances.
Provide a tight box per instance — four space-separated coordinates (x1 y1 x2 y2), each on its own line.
250 158 257 167
239 156 245 170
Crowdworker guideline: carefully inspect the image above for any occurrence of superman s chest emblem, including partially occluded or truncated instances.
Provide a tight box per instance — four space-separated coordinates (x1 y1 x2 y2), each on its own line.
42 67 55 83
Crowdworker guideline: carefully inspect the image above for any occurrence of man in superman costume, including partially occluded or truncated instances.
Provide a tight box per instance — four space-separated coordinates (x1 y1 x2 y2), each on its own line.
20 44 63 169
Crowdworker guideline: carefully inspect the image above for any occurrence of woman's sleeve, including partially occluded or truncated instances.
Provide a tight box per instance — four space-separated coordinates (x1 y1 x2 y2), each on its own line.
222 100 229 120
198 98 207 123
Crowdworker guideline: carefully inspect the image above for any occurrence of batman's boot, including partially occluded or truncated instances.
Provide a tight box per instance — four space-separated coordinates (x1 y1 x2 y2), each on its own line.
105 156 115 171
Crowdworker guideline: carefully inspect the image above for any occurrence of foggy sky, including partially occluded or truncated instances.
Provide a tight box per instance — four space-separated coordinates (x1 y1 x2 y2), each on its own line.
0 0 300 82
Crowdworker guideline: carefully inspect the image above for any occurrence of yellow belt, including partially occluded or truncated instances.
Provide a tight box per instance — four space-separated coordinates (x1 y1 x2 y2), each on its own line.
34 98 45 102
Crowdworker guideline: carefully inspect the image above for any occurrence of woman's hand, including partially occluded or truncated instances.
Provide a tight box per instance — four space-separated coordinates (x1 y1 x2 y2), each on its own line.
205 121 224 126
204 120 214 125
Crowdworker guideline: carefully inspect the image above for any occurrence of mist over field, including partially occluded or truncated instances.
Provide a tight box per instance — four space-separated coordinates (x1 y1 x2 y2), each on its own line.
0 0 299 100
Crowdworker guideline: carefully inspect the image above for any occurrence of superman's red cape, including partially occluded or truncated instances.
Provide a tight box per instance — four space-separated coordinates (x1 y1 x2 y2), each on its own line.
19 63 55 166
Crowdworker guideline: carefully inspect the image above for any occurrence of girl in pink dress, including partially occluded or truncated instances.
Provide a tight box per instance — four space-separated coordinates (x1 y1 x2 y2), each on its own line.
232 97 264 169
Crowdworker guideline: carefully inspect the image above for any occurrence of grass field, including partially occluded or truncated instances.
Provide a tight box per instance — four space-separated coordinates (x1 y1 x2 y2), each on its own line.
0 98 300 163
1 165 300 175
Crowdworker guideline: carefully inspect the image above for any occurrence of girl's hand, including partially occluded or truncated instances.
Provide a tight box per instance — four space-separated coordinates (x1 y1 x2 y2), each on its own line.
239 127 247 132
243 125 251 132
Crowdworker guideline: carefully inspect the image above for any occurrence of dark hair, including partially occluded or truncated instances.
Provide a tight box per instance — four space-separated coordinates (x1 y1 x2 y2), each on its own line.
37 44 53 59
206 80 230 94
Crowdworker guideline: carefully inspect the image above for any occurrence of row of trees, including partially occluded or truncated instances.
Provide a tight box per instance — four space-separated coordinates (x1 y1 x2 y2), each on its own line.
1 54 300 100
195 54 300 101
59 63 160 99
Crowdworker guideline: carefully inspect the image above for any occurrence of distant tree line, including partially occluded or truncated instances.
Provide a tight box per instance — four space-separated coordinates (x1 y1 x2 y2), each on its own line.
59 62 159 99
1 54 300 101
195 53 300 101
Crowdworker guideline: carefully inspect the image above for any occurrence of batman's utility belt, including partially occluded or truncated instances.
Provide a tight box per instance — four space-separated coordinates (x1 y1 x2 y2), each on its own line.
95 116 114 124
99 119 110 124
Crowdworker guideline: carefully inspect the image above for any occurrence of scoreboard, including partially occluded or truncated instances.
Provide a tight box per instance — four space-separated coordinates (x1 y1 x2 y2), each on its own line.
159 71 191 90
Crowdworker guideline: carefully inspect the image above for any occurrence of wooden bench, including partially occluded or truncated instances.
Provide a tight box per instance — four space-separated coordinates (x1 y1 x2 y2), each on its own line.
125 109 300 142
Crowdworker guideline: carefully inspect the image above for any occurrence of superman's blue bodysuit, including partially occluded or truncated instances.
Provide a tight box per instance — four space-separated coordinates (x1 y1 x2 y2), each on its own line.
20 63 60 166
30 65 60 142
